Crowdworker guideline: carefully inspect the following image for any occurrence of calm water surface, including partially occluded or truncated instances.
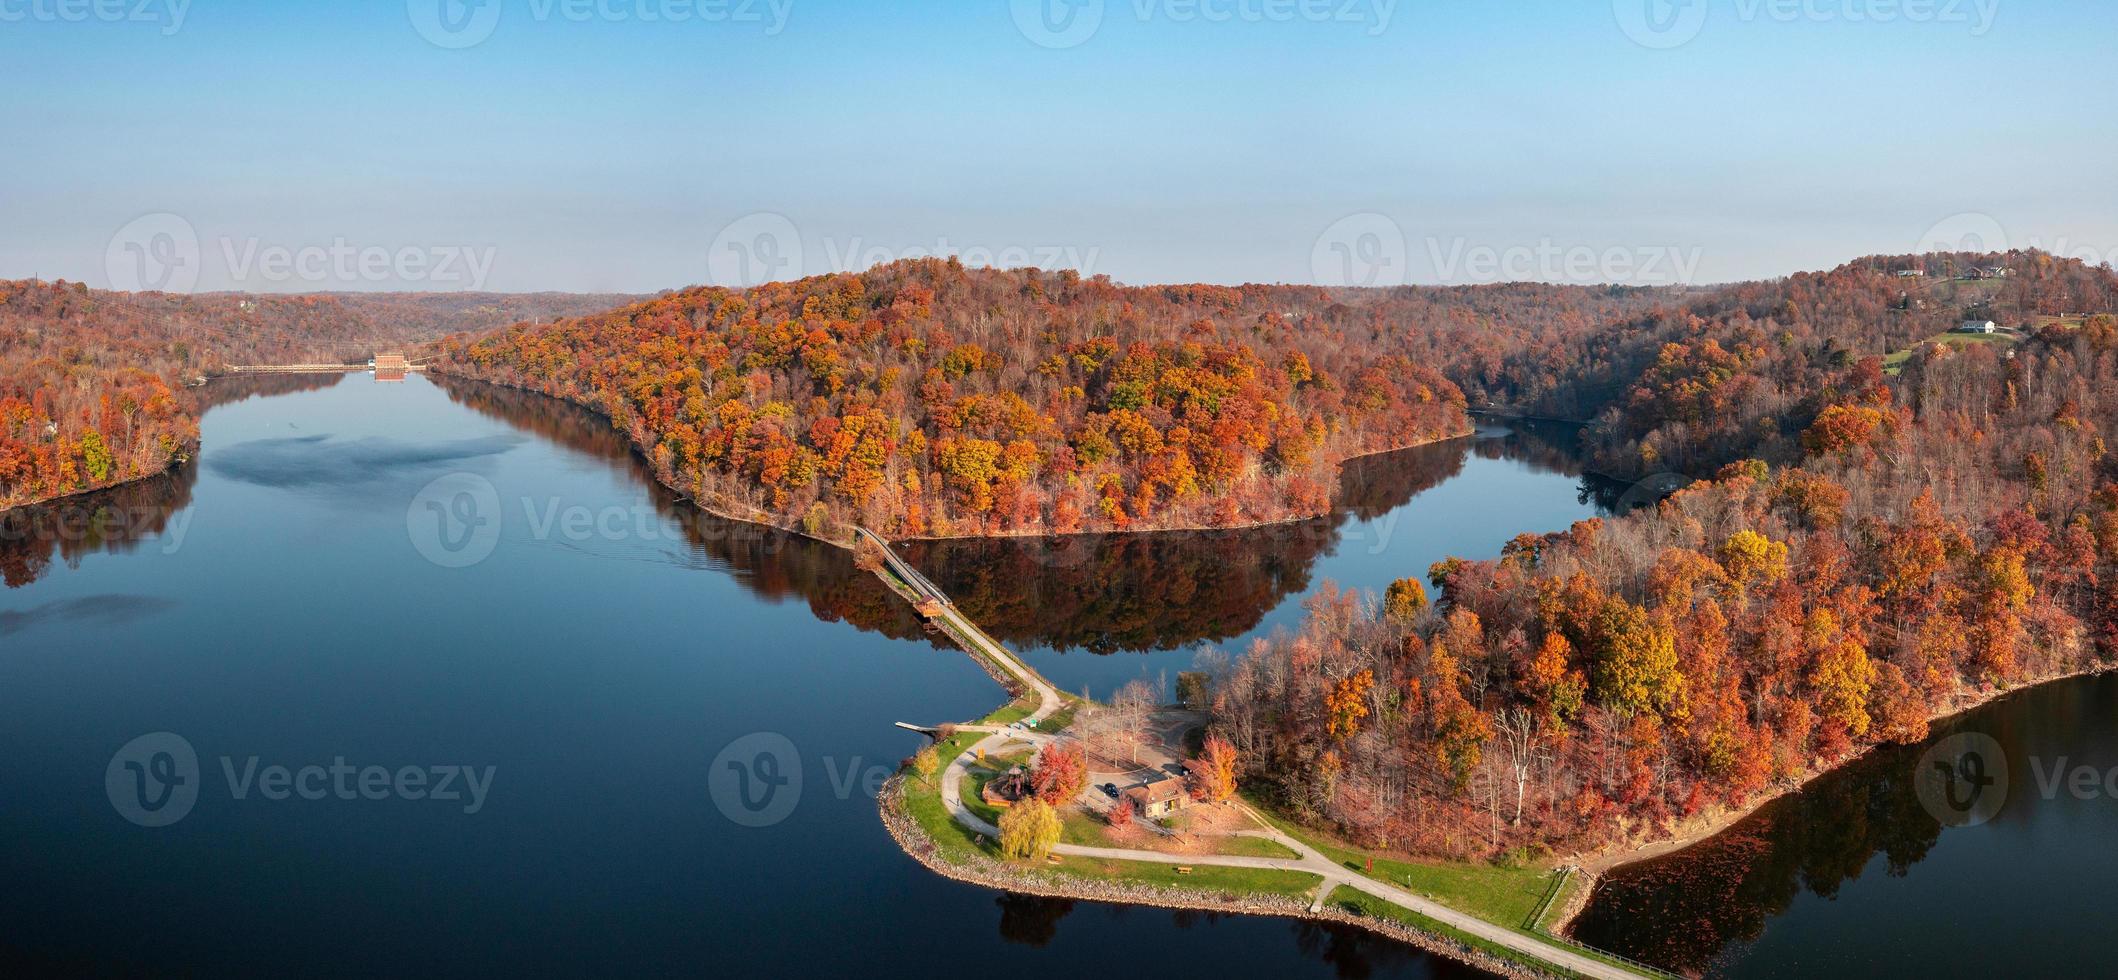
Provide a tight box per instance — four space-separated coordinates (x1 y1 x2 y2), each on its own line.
903 421 1618 697
3 374 1575 978
1575 674 2118 978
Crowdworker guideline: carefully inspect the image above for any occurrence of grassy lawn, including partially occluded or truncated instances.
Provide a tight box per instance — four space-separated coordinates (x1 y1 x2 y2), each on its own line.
899 732 996 862
972 691 1079 734
1059 808 1301 859
898 740 1314 899
1324 887 1586 979
1040 699 1080 733
1243 798 1555 929
1043 856 1320 898
1531 870 1582 932
1882 328 2020 374
980 698 1036 728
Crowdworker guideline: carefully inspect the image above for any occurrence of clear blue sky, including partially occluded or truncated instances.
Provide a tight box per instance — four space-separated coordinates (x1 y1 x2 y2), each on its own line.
3 0 2113 292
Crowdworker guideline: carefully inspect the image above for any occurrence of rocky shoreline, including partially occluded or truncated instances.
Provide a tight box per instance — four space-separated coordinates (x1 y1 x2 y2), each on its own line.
878 774 1556 980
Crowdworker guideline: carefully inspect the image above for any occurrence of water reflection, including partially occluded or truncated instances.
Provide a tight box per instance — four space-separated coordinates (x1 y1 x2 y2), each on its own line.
1574 675 2118 978
995 894 1075 947
0 466 196 588
903 424 1618 656
0 374 353 589
430 376 930 643
438 376 1617 661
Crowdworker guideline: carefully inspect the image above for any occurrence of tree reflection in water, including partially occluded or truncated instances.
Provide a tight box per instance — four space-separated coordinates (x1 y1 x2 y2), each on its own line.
1570 680 2118 977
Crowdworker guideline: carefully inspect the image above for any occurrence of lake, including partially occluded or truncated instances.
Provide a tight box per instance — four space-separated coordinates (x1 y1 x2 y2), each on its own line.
1 373 1612 978
1573 673 2118 978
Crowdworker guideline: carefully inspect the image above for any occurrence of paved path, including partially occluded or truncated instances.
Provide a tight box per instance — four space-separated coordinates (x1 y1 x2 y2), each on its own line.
867 530 1655 980
937 734 1643 979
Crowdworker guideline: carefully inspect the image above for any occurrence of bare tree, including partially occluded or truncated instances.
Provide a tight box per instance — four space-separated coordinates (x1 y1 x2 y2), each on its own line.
1493 706 1541 826
1111 679 1157 765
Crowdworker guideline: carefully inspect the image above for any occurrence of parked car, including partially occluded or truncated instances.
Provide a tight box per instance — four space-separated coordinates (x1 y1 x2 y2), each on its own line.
1101 783 1119 798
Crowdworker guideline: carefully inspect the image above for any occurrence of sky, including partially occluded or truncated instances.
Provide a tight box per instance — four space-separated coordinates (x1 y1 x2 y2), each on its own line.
2 0 2113 294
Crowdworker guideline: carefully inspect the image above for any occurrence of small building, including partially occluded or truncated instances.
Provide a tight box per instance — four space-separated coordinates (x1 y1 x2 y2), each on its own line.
1896 269 1925 278
1984 266 2010 278
1956 320 1998 334
374 352 409 371
1123 776 1190 820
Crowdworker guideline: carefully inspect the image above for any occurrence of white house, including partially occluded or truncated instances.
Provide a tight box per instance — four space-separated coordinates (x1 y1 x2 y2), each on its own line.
1956 319 1998 334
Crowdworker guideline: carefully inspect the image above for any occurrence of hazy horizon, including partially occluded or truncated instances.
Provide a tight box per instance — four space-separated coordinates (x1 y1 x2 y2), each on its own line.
5 0 2113 294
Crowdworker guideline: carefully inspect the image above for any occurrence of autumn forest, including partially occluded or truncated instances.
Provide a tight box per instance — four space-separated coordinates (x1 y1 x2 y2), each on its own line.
11 251 2118 866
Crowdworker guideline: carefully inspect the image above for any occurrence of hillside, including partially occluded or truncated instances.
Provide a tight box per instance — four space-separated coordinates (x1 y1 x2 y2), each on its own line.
0 281 639 510
434 260 1601 538
1214 252 2118 864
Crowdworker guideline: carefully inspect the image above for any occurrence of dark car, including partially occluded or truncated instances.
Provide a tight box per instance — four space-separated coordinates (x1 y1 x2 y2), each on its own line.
1101 783 1119 798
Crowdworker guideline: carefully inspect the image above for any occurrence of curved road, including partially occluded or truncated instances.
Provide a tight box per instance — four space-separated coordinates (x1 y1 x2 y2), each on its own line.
884 538 1654 979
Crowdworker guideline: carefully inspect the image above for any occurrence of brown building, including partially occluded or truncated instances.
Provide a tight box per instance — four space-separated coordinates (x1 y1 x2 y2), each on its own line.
1123 776 1190 820
374 352 409 371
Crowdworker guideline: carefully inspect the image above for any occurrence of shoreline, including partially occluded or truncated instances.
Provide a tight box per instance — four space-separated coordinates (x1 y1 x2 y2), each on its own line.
877 775 1551 980
429 365 1479 547
1551 659 2118 933
0 446 196 517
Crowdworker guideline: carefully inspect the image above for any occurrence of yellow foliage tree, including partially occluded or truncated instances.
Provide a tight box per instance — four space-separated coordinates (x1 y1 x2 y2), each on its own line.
998 797 1062 861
